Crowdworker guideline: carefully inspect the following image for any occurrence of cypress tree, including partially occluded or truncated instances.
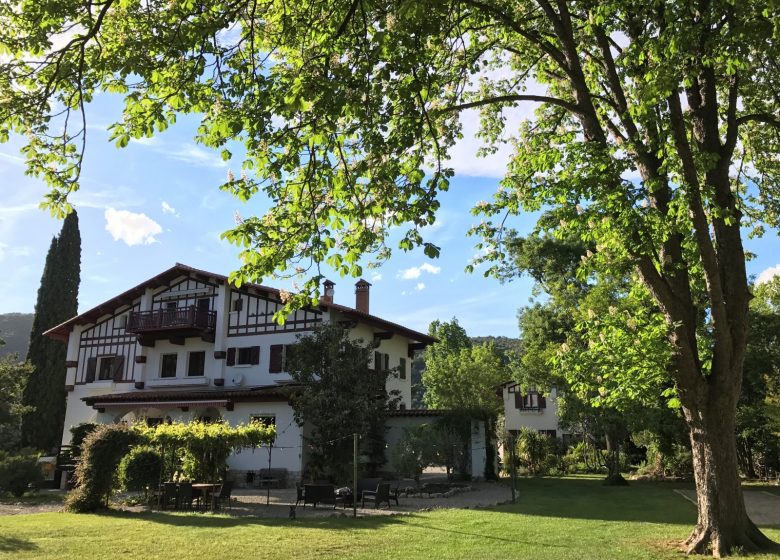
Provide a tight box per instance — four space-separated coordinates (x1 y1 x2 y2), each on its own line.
22 211 81 452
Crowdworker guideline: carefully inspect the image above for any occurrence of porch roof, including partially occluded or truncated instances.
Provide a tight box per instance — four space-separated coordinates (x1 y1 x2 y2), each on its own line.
82 383 303 409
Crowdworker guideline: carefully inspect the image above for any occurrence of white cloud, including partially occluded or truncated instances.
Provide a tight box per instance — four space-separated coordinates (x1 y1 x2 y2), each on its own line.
164 144 227 168
104 208 162 246
371 273 383 282
397 262 442 280
415 282 425 291
756 265 780 285
161 201 179 216
0 243 31 262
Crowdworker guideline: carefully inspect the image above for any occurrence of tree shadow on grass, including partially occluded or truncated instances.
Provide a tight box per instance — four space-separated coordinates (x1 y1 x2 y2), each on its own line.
98 509 409 531
484 476 698 526
0 535 39 552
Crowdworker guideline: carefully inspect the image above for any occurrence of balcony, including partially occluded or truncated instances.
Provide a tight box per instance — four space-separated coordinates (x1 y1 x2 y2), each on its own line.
127 307 217 345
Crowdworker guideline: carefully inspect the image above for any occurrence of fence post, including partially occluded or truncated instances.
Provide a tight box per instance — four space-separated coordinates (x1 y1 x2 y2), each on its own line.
353 433 358 518
508 432 517 504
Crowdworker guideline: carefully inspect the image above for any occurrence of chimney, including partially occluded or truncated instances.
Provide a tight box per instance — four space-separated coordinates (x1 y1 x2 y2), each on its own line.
321 280 335 304
355 279 371 314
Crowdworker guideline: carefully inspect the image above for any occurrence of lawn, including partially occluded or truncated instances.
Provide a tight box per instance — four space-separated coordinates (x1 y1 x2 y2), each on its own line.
1 477 778 560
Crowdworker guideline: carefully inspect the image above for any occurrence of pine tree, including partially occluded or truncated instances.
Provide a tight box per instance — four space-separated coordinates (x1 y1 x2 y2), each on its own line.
22 211 81 452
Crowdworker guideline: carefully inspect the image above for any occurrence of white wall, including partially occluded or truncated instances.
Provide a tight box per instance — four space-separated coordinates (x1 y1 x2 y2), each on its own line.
503 386 563 435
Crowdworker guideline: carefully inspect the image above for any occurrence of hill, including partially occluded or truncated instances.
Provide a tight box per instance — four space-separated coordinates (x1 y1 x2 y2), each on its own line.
0 313 34 358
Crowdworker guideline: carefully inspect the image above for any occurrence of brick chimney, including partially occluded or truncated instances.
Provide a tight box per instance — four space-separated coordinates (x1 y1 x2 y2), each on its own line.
355 279 371 314
321 279 335 304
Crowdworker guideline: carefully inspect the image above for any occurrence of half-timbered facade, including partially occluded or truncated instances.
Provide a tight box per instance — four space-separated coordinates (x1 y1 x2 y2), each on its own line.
45 263 435 481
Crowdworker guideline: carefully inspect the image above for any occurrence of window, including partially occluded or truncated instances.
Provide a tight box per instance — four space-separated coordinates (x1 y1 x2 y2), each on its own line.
97 356 116 381
399 357 407 380
232 297 243 312
251 414 276 443
165 301 177 310
251 414 276 429
197 298 210 312
115 314 128 330
373 351 390 371
227 346 260 366
160 353 178 378
269 344 291 373
187 351 206 376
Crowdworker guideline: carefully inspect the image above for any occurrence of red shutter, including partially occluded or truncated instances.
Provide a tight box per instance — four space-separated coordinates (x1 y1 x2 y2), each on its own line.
269 344 283 373
112 355 125 382
226 347 236 366
85 357 97 383
250 346 260 365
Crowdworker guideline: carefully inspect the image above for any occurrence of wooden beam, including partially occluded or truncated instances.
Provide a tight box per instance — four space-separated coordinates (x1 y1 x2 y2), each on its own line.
407 342 427 357
134 381 145 390
214 350 227 360
373 331 394 341
169 336 185 346
138 337 155 348
65 360 78 368
134 355 147 364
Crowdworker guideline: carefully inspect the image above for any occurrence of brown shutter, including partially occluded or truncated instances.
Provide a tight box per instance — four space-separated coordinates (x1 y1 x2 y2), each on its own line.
538 395 547 409
269 344 283 373
374 351 382 371
250 346 260 365
399 358 407 380
85 357 97 383
112 355 125 382
384 353 390 370
226 347 236 366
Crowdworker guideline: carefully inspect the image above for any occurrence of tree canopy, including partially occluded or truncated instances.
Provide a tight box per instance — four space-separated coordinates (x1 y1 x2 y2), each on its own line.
3 0 780 553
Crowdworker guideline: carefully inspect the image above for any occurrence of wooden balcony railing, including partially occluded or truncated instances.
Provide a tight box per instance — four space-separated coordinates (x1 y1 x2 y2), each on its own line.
127 307 217 334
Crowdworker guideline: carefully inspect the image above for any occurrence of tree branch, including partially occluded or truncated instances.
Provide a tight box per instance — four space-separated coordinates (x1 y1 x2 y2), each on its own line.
438 94 581 115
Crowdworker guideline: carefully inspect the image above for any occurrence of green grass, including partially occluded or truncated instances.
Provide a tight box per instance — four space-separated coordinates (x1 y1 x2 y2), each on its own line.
0 477 778 559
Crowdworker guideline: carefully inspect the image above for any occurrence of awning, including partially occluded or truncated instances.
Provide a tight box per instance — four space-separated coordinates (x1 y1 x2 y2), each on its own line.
91 399 229 410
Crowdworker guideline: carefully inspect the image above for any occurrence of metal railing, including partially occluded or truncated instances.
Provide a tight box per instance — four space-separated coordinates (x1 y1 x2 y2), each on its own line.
127 307 216 333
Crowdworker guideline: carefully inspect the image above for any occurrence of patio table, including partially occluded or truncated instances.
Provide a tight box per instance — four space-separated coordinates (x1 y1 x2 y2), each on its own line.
192 483 222 511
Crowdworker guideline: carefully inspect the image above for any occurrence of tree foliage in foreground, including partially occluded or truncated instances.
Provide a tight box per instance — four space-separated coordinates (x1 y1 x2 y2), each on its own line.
286 324 394 481
3 0 780 553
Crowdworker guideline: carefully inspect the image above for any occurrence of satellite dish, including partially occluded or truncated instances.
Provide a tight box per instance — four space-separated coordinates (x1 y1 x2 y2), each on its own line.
231 373 244 386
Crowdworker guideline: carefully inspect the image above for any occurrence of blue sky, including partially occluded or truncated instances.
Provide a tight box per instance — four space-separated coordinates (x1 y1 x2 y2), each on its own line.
1 93 779 338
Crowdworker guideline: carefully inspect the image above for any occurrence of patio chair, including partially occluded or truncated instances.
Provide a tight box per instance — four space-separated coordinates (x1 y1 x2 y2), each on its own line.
217 480 234 510
159 482 178 510
178 483 194 510
361 482 391 508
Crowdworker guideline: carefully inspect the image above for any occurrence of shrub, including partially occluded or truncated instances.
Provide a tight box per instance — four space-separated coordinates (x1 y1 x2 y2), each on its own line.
118 446 163 492
70 423 99 450
515 428 556 475
0 451 42 497
65 424 142 512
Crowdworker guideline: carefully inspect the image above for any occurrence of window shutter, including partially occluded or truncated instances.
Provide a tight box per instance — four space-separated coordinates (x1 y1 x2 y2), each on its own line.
374 351 382 371
112 355 125 382
233 298 243 311
538 395 547 409
250 346 260 365
85 357 97 383
269 344 284 373
384 353 390 370
514 392 523 409
226 347 236 366
399 358 407 380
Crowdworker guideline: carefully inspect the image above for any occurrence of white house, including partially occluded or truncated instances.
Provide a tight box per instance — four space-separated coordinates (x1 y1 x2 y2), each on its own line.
499 381 568 440
44 263 447 482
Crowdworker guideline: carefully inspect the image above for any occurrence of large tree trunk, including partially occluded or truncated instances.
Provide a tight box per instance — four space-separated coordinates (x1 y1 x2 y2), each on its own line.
679 365 775 557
